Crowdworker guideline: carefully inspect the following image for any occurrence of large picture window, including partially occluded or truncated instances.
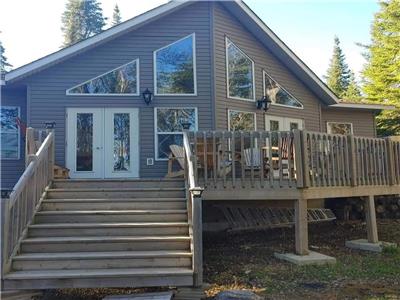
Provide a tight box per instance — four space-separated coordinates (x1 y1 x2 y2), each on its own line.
154 34 196 95
263 71 303 109
155 108 197 160
1 106 20 159
226 38 255 101
67 59 139 95
228 110 256 131
327 122 353 135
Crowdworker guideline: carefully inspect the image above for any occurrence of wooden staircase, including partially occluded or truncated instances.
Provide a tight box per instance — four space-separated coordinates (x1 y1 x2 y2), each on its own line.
3 179 195 290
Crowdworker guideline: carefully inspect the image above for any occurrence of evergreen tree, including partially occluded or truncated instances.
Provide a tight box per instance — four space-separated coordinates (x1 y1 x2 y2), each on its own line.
343 71 362 101
111 4 122 26
362 0 400 136
324 36 351 97
0 39 12 73
61 0 106 47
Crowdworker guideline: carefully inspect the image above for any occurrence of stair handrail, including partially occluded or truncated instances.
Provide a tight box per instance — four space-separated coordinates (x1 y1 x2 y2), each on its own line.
2 130 55 275
182 131 204 287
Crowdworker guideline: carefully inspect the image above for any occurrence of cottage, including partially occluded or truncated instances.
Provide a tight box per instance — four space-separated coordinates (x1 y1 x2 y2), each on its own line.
1 0 399 292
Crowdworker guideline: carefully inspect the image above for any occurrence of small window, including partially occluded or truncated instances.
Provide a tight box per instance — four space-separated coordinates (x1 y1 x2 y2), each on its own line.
155 108 197 160
263 71 303 109
228 110 256 131
67 59 139 95
327 122 353 135
226 38 255 101
1 106 20 160
154 34 196 95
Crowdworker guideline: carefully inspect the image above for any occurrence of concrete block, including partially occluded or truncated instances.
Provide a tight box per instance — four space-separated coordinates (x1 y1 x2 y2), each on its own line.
274 251 336 265
346 239 397 253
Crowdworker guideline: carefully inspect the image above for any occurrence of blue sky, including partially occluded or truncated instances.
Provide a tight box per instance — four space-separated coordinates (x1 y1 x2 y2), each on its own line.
0 0 379 81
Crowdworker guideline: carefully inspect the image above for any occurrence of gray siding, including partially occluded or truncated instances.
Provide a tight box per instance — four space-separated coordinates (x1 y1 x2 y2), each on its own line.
321 108 376 137
212 3 323 132
20 1 213 178
1 88 27 191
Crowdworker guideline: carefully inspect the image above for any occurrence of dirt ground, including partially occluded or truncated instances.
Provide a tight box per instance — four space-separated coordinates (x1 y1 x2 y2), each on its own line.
203 219 400 299
37 219 400 300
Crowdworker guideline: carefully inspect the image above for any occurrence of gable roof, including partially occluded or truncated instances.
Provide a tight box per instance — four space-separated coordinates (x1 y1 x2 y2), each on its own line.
5 0 339 105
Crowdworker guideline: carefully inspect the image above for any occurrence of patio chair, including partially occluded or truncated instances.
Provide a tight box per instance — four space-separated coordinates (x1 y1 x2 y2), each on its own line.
166 144 185 178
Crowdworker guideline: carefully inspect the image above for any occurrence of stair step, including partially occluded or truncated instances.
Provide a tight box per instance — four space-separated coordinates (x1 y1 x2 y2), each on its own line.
34 210 188 223
28 222 190 237
46 188 186 199
4 267 193 280
12 250 193 271
52 179 184 189
20 236 191 253
41 198 186 210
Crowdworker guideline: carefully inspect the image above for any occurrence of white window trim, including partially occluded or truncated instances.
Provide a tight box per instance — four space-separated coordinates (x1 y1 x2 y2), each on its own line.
326 122 354 135
153 33 197 96
66 58 140 96
1 106 21 160
227 109 257 131
226 37 256 102
262 70 304 110
154 107 198 161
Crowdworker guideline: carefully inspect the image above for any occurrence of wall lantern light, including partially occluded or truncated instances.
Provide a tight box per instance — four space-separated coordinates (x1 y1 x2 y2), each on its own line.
142 88 153 105
256 96 272 112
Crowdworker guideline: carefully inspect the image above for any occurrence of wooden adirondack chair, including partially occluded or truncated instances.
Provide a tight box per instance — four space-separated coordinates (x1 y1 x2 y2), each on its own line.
166 144 186 178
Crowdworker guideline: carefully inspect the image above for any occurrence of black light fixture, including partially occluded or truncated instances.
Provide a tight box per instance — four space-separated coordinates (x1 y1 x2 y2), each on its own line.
256 95 272 112
142 88 153 105
44 121 56 129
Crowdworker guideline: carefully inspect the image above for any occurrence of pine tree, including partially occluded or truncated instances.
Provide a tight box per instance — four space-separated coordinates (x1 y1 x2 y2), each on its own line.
324 36 351 97
362 0 400 136
343 71 362 101
61 0 107 47
0 39 12 73
111 4 122 26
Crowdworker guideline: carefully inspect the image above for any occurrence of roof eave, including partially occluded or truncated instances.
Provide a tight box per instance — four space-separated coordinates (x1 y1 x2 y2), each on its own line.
5 1 190 84
224 0 339 106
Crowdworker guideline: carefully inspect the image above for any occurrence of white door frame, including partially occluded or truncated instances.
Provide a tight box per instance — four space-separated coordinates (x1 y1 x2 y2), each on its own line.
66 108 139 179
66 108 104 179
265 115 304 131
104 108 139 178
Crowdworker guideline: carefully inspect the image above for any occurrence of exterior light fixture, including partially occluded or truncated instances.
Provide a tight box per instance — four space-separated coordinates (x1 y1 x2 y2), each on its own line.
44 121 56 129
256 96 272 112
142 88 153 105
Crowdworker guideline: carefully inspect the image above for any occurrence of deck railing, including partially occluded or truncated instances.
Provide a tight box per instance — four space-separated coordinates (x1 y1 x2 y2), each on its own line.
182 132 203 286
184 130 400 191
2 128 55 274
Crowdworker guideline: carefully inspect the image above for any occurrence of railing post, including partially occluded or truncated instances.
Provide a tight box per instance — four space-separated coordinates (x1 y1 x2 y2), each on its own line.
301 130 310 188
46 129 55 180
191 192 203 287
25 127 35 167
347 134 358 186
293 129 304 188
385 138 395 185
2 199 11 275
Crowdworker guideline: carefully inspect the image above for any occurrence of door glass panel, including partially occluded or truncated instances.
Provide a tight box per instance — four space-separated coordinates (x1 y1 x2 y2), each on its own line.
113 113 130 172
76 113 93 171
270 120 280 131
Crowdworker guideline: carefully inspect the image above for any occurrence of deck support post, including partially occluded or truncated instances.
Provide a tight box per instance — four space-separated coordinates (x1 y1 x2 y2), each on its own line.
295 197 309 256
365 195 379 244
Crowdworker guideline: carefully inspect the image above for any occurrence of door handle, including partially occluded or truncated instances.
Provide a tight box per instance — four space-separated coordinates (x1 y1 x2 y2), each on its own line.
96 147 103 150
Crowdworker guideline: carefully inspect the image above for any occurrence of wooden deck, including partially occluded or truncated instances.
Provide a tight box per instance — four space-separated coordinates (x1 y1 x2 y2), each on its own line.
183 130 400 256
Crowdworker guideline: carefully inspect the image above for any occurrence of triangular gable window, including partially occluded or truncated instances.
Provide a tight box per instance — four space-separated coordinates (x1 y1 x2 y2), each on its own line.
263 71 303 109
67 59 139 95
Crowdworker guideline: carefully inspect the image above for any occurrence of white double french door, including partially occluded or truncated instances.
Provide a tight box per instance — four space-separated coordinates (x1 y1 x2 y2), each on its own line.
66 108 139 179
265 115 304 131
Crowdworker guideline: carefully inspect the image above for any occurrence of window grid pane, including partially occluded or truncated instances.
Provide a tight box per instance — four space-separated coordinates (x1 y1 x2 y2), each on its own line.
156 35 195 95
227 39 254 100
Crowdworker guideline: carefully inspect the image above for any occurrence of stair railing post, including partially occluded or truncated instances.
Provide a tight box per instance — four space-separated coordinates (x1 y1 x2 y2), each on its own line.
46 129 55 181
190 190 203 287
25 127 35 168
